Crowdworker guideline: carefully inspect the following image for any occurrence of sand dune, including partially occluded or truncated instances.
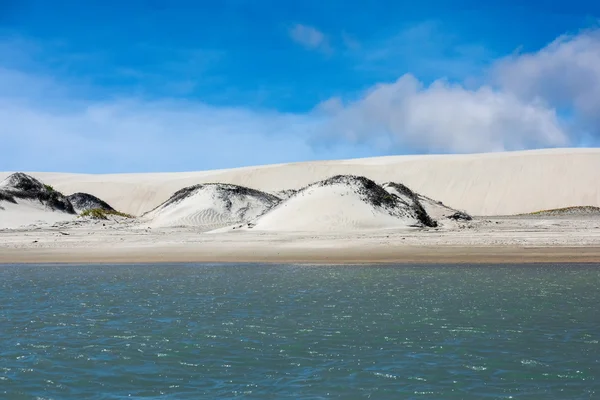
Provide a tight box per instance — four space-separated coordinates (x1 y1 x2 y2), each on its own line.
250 176 430 232
0 173 74 213
0 173 77 229
0 199 75 229
144 183 280 229
0 173 131 228
68 192 115 214
2 148 600 216
383 184 470 225
3 149 599 264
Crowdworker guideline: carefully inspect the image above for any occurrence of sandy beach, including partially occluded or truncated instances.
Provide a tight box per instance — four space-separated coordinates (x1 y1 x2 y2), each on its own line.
2 148 600 264
2 214 600 264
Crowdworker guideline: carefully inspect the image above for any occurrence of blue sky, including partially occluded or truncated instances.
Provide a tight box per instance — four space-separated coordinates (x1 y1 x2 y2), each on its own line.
1 0 600 172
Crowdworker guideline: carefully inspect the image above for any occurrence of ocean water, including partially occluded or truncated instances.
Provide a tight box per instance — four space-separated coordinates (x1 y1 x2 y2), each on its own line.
0 264 598 399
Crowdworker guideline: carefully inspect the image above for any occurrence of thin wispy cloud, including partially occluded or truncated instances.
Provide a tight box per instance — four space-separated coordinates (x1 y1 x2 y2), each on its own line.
353 21 494 81
341 31 361 51
0 68 322 172
289 24 331 54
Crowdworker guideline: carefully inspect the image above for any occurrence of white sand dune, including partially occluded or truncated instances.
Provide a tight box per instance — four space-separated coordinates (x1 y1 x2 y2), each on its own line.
68 192 115 214
250 176 426 232
0 173 76 229
144 183 280 229
0 199 75 229
2 148 600 216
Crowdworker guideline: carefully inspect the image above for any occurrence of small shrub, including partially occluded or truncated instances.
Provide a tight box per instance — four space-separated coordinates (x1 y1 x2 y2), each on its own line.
44 184 55 192
80 208 134 220
447 211 472 221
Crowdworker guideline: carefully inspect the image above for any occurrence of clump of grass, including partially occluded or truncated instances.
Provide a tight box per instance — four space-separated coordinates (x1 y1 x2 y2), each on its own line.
80 208 134 220
44 184 55 192
526 206 600 216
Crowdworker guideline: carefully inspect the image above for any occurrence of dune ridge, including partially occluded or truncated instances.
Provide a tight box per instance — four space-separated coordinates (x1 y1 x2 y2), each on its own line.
0 173 76 229
3 148 599 216
250 175 435 232
0 173 127 229
2 172 449 232
0 173 75 214
143 183 281 229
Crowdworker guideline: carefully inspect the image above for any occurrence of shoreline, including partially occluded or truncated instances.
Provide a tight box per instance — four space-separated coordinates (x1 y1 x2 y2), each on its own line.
3 245 600 264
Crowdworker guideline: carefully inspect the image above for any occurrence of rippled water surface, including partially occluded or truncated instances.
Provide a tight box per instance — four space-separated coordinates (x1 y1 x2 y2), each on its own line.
0 264 599 399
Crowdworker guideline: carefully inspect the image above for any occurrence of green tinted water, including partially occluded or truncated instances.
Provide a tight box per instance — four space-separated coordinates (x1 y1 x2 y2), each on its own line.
0 264 598 399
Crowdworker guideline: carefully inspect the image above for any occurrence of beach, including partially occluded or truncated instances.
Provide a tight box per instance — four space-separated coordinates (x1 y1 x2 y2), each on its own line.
2 214 600 264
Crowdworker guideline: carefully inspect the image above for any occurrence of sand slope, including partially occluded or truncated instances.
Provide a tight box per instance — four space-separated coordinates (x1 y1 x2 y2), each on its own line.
0 173 77 229
68 193 115 214
383 182 470 225
251 176 427 232
2 148 600 216
0 199 75 229
144 183 280 229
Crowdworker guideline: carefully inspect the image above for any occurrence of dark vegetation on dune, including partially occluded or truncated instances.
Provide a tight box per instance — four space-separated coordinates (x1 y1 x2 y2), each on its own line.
384 182 438 227
0 173 126 218
275 189 298 199
68 192 115 213
0 173 75 214
145 183 281 215
80 208 133 220
0 190 16 203
292 175 438 228
2 173 44 192
447 211 473 221
384 182 472 223
213 184 280 216
297 175 398 207
526 206 600 216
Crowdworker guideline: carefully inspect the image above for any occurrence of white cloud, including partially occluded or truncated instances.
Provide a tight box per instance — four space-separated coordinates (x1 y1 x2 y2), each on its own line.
493 29 600 137
289 24 331 53
317 74 569 153
0 67 324 172
315 29 600 152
